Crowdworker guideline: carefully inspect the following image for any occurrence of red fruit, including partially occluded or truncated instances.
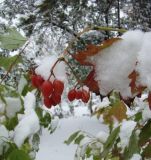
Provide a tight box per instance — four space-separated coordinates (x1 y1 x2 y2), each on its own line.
68 89 77 101
81 89 90 103
51 93 61 104
51 97 57 106
44 97 52 108
76 90 82 99
31 74 38 88
41 81 53 97
36 75 44 88
53 79 64 95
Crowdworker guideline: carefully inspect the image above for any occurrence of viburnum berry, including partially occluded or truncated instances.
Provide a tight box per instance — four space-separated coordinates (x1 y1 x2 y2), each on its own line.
81 89 90 103
53 79 64 95
76 90 82 99
36 75 44 88
31 74 38 88
31 74 44 88
68 89 77 101
43 97 52 108
51 93 61 104
41 81 53 97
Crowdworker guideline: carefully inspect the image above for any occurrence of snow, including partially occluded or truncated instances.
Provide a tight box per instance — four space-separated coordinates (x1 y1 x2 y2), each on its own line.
18 75 27 94
142 102 151 122
130 154 142 160
136 32 151 90
5 97 22 118
36 116 108 160
0 100 5 114
14 92 40 147
0 125 9 155
90 30 151 98
35 55 67 83
93 30 144 98
96 130 109 143
119 120 136 150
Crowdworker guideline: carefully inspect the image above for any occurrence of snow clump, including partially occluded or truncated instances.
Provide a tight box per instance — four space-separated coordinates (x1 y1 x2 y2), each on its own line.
91 30 151 98
14 92 40 147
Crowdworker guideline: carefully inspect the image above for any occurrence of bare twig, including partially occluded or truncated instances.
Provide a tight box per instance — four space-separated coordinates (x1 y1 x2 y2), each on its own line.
0 41 30 84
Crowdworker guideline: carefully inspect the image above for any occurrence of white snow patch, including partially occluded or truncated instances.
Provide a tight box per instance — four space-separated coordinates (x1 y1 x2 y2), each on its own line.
36 116 108 160
96 130 109 143
130 154 142 160
18 75 27 94
137 32 151 90
35 55 67 83
119 120 136 150
14 92 40 147
5 97 22 118
92 30 144 98
0 100 5 114
0 125 9 155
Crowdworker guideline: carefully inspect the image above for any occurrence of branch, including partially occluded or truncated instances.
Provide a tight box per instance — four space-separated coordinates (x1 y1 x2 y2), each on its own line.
0 41 30 84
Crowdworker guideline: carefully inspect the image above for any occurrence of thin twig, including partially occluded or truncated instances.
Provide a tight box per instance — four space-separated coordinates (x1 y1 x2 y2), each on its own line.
0 41 30 84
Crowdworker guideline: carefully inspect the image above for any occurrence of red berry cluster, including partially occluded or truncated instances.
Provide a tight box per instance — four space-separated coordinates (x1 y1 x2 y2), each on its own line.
31 74 64 108
68 88 90 103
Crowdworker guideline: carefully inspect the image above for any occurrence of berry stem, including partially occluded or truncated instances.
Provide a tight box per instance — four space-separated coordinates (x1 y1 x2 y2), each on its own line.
48 58 62 80
62 58 82 85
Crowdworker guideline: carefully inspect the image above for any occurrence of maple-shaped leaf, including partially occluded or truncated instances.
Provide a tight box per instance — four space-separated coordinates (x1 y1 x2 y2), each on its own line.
84 70 100 94
74 38 122 65
128 70 146 96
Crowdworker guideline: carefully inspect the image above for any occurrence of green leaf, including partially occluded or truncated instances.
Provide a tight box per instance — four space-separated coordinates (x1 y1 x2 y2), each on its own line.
74 134 85 144
85 146 92 158
123 131 140 160
0 55 22 70
142 143 151 158
93 155 100 160
64 131 81 145
134 112 142 122
7 149 32 160
101 126 120 158
5 116 18 130
139 120 151 146
0 28 27 50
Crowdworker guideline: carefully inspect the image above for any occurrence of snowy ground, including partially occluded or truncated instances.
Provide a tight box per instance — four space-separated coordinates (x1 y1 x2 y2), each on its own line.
36 115 108 160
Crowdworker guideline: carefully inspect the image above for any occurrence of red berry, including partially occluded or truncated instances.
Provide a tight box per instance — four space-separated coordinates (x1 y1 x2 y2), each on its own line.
31 74 38 88
44 97 52 108
41 81 53 97
53 79 64 95
68 89 77 101
51 97 58 106
36 75 44 88
51 93 61 104
81 89 90 103
76 90 82 99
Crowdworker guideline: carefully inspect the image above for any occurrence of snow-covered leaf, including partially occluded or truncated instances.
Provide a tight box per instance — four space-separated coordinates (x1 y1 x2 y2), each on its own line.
73 38 121 65
101 126 120 158
64 130 81 145
74 134 85 145
123 131 140 160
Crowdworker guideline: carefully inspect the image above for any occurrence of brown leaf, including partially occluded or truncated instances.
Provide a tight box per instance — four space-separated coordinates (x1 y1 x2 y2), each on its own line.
84 70 100 94
103 101 127 123
148 92 151 110
128 70 146 95
74 38 122 65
